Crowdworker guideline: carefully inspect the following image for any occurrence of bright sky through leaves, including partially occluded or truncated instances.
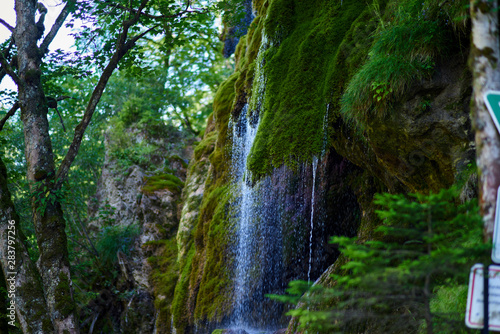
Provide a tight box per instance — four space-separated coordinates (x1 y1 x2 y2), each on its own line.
0 0 79 92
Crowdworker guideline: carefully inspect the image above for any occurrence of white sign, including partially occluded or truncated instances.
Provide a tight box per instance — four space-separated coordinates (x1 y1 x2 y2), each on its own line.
466 264 500 329
493 185 500 263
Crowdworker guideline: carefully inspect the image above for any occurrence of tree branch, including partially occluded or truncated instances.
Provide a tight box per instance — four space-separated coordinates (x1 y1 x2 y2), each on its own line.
0 39 15 85
0 18 14 32
0 102 19 132
127 23 161 47
47 96 72 132
39 1 73 56
0 52 21 86
56 0 201 187
56 1 151 187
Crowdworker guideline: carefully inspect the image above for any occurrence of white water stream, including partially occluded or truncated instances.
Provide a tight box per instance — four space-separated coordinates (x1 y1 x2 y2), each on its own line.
231 105 260 328
307 156 319 282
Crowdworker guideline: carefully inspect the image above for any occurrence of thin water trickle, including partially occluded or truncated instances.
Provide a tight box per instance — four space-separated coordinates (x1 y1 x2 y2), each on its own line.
307 156 319 282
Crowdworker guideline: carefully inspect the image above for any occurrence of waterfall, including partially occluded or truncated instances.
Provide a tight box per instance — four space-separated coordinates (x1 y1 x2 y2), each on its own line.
227 102 334 331
231 104 260 329
307 156 319 283
229 106 284 332
225 25 335 332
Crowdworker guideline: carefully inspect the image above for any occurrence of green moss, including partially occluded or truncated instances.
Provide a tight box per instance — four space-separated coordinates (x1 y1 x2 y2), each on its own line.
172 245 196 332
142 173 184 194
193 185 235 323
245 0 371 179
194 132 218 162
172 49 238 331
146 237 179 332
54 272 75 318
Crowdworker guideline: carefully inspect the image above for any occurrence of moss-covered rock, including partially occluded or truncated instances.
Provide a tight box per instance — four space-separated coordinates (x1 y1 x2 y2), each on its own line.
247 0 372 179
172 70 238 333
142 173 184 195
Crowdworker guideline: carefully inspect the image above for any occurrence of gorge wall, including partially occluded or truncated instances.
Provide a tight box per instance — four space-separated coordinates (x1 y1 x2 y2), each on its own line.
91 0 475 333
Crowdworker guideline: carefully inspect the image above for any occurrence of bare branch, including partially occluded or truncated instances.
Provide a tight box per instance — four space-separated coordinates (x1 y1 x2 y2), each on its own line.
0 18 14 32
47 95 72 132
39 1 74 56
54 107 66 132
56 95 72 102
0 102 19 131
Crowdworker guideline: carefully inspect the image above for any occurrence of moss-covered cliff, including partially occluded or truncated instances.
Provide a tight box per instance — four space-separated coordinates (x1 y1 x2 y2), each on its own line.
170 0 475 332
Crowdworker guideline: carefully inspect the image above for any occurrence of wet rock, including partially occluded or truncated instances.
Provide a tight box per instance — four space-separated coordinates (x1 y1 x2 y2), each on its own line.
272 330 287 334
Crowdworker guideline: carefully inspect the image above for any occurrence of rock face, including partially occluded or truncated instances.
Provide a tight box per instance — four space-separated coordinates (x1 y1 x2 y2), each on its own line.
358 53 474 193
87 123 193 333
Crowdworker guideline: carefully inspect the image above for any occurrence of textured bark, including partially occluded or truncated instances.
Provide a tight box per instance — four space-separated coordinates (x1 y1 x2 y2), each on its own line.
13 0 79 332
470 0 500 239
0 157 54 333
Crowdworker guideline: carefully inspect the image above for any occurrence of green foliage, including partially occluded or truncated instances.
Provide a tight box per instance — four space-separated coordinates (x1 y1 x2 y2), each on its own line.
107 112 191 173
95 224 140 268
340 0 467 128
31 178 70 215
142 173 184 194
274 187 488 333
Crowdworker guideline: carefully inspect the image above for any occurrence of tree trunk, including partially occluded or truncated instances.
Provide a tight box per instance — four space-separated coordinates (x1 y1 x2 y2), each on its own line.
470 0 500 239
14 0 79 332
0 157 55 333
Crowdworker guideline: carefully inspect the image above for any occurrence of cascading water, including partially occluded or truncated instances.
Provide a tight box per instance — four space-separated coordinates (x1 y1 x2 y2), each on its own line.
225 23 338 332
306 104 329 283
228 26 286 332
231 104 261 329
307 156 319 283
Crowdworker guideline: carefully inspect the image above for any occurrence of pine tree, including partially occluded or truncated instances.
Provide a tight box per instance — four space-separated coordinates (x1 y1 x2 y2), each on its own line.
275 188 489 333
